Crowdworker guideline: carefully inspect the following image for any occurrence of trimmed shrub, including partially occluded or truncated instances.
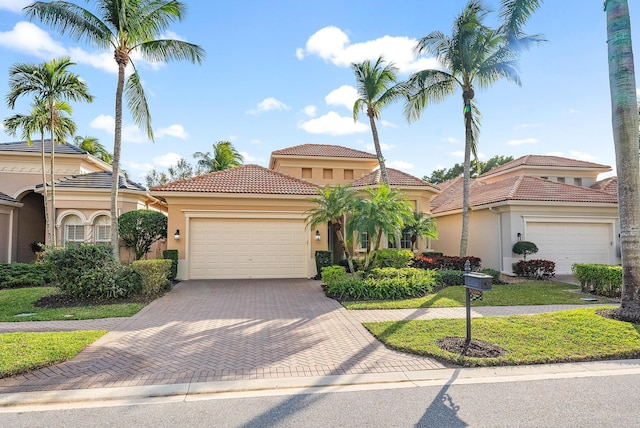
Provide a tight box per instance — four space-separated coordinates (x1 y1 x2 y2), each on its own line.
572 264 622 297
512 241 539 260
438 270 465 287
314 251 333 279
421 251 443 257
412 255 481 271
338 258 362 272
118 210 168 260
371 249 414 269
0 263 54 289
133 259 172 295
44 244 141 299
163 249 179 282
478 268 501 284
512 259 555 280
321 265 347 287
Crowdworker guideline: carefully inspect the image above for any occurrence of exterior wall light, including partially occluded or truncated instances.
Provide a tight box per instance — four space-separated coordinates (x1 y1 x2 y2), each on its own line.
315 230 321 241
174 229 181 240
517 232 522 241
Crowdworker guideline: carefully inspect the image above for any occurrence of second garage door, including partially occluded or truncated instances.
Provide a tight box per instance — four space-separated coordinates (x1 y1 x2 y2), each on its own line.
526 222 613 274
189 217 308 279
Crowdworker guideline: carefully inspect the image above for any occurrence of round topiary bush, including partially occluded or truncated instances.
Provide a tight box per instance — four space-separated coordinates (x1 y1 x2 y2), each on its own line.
512 241 538 260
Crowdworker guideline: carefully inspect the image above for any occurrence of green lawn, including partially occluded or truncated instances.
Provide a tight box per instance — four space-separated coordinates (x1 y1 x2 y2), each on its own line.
342 282 610 310
0 330 106 378
364 307 636 367
0 287 146 322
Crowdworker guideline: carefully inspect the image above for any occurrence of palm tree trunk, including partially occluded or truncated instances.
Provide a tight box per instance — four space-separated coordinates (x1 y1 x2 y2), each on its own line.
460 98 473 257
110 62 126 260
49 104 56 246
606 0 640 319
40 134 50 246
368 112 389 184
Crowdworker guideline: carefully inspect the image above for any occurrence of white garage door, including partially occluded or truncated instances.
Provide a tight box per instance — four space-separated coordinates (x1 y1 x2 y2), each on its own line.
189 218 308 279
526 222 613 274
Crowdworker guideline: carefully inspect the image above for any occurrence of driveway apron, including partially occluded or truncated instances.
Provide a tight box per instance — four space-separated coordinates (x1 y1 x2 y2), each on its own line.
0 279 445 393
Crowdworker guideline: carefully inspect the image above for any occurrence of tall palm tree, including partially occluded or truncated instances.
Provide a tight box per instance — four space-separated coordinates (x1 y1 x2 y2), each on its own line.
74 135 113 164
352 57 406 184
403 211 438 251
6 57 91 245
26 0 206 259
604 0 640 321
404 0 542 256
347 185 413 270
305 185 360 273
4 99 75 245
194 141 244 173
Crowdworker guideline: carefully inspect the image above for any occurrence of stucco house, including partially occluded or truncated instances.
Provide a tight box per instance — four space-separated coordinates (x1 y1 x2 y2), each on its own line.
430 155 620 275
0 140 166 263
151 144 441 280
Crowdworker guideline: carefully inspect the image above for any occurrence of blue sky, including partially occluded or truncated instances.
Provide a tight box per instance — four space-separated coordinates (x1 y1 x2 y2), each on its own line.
0 0 638 184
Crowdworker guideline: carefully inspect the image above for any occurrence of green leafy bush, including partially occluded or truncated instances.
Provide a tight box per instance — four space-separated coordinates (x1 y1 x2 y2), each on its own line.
314 251 333 279
163 249 179 282
572 264 622 297
321 265 347 287
512 241 539 260
0 263 54 289
371 249 414 269
512 259 555 280
45 244 141 299
478 268 501 284
437 270 465 286
118 210 168 260
413 255 481 271
325 267 438 300
133 259 172 295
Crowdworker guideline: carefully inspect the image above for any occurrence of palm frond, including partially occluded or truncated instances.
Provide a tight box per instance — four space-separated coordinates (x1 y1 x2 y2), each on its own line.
125 70 153 140
138 39 206 64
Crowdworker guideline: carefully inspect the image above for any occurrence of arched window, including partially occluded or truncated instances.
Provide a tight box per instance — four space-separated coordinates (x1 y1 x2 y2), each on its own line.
64 215 85 246
93 215 111 244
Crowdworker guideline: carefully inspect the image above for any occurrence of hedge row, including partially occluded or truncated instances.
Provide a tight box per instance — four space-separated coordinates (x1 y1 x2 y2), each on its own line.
572 263 622 297
412 255 481 271
0 263 53 289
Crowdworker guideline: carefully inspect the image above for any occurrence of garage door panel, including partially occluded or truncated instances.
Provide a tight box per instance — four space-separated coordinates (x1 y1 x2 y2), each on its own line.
189 218 308 279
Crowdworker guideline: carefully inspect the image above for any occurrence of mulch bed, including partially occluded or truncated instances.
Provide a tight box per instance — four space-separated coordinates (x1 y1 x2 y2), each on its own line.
437 337 507 358
34 292 160 308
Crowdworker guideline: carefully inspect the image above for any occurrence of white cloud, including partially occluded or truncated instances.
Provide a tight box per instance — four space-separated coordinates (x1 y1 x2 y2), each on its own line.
545 151 564 157
303 105 317 117
249 139 262 144
365 142 395 151
297 26 440 74
0 0 30 13
239 151 264 163
89 114 149 143
380 119 398 128
0 22 66 59
569 150 598 161
443 137 459 143
450 150 465 158
298 111 368 136
247 97 290 115
153 152 183 167
325 85 358 110
388 160 414 170
157 124 188 139
507 138 538 146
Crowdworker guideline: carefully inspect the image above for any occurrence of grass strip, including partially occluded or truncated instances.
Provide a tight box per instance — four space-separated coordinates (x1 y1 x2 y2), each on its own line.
364 307 637 367
0 287 145 322
343 282 608 310
0 330 107 378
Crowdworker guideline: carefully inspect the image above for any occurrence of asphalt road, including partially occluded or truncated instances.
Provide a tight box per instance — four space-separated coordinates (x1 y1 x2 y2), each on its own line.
1 373 638 427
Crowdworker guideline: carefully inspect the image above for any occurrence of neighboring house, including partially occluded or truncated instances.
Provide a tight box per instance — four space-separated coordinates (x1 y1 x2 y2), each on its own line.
151 144 440 280
0 140 166 263
430 155 620 274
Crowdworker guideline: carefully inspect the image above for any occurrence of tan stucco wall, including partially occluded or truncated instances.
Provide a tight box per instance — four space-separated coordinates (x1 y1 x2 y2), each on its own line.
0 206 14 263
271 156 379 186
480 167 606 187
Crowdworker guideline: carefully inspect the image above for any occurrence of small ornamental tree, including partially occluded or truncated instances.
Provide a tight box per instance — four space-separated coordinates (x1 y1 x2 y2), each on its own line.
118 210 168 260
512 241 538 261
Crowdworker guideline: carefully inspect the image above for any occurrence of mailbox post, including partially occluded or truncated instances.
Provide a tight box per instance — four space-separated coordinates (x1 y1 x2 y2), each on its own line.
463 260 493 343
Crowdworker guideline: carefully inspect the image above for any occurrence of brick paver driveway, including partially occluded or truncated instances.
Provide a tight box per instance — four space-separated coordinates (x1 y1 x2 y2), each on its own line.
0 279 445 393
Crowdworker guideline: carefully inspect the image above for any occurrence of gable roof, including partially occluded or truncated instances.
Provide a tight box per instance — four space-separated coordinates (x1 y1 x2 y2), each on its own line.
351 168 440 191
431 175 618 214
150 164 319 195
479 155 611 178
590 176 618 196
44 171 147 192
271 144 377 159
0 191 19 204
0 140 87 155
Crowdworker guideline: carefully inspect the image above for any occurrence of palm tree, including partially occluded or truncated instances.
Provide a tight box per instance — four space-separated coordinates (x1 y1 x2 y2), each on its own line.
347 185 413 270
6 57 91 245
305 185 360 273
403 212 438 251
404 0 543 256
194 141 244 173
26 0 206 259
74 135 113 164
352 57 406 184
4 99 75 245
604 0 640 321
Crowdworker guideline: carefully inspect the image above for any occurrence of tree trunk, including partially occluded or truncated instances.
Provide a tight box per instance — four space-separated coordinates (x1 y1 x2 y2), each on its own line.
40 134 50 246
460 95 474 257
368 110 389 184
111 61 126 261
606 0 640 319
49 103 56 246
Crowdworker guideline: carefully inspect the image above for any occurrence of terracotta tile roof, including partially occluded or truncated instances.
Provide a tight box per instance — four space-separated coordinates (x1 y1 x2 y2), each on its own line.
590 176 618 196
479 155 611 178
0 140 87 155
37 171 146 191
431 175 618 214
150 164 320 195
271 144 377 159
351 168 440 191
0 191 18 204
